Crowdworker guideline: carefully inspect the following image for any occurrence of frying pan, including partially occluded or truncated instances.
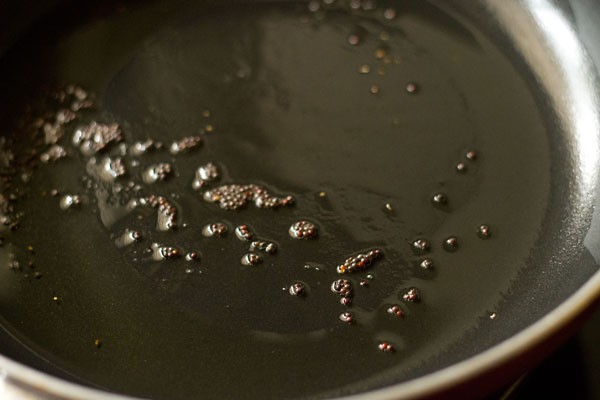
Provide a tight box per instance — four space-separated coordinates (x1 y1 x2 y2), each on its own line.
0 0 599 399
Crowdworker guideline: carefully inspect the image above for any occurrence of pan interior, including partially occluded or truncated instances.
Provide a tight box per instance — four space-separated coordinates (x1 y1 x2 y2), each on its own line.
0 1 597 399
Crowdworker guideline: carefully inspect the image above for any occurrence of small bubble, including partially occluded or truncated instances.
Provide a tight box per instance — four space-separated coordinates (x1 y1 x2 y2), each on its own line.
489 312 497 320
318 191 327 198
204 184 294 210
336 249 382 274
370 85 380 94
235 225 254 241
358 64 371 74
378 342 395 352
383 8 396 19
347 34 360 45
431 192 448 207
455 162 467 173
443 236 459 252
202 223 228 238
250 240 277 254
94 157 126 182
384 203 393 212
361 0 375 10
339 312 354 324
169 136 202 155
241 252 262 266
115 229 142 248
72 122 122 155
59 194 81 210
129 139 155 156
289 220 318 239
185 251 200 262
465 150 478 160
477 224 491 239
150 242 181 261
204 124 215 133
419 258 433 270
40 145 67 163
374 48 387 60
94 339 102 348
52 296 61 304
412 238 430 253
142 163 172 184
359 280 369 287
405 82 418 93
192 162 219 190
185 268 194 274
402 287 420 303
289 282 306 297
349 0 361 10
386 305 404 318
331 279 353 299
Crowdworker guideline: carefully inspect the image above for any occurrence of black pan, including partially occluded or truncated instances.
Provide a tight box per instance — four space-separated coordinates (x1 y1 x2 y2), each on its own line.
0 1 599 399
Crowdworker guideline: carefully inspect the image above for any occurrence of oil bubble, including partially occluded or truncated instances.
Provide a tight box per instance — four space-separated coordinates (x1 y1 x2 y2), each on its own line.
443 236 459 252
142 163 173 184
235 225 254 241
347 34 361 45
387 305 404 318
241 252 262 266
402 287 421 303
72 122 122 155
419 258 433 270
185 251 200 262
129 139 155 156
412 238 430 253
289 282 306 297
115 229 142 248
250 240 277 254
169 136 202 155
59 194 81 210
150 242 181 261
431 193 447 207
339 312 354 324
465 150 478 160
477 224 491 239
192 162 219 190
40 145 67 163
383 8 396 19
331 279 353 298
405 82 418 93
202 223 228 237
378 342 395 353
336 249 382 274
288 220 318 239
204 184 294 210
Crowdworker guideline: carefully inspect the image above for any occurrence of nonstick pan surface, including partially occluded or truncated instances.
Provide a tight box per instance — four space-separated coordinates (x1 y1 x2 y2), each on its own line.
0 1 599 399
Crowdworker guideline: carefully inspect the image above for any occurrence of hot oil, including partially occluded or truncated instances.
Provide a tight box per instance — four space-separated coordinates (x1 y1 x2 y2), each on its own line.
0 1 551 399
